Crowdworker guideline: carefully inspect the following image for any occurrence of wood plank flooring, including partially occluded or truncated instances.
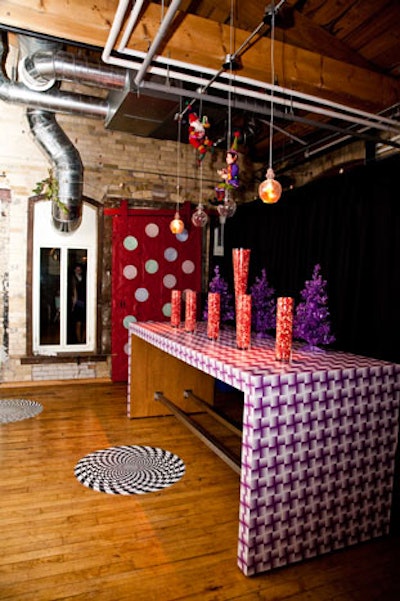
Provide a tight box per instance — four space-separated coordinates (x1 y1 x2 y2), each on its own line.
0 381 399 601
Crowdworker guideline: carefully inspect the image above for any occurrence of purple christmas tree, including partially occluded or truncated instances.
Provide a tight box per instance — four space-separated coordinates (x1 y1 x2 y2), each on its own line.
250 268 276 337
203 265 235 323
294 264 335 349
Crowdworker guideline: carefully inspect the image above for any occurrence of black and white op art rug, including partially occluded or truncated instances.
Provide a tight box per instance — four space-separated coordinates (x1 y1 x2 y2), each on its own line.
0 399 43 424
74 445 186 495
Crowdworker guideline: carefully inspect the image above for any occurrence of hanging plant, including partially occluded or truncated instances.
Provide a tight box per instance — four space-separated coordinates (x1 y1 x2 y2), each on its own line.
33 169 68 214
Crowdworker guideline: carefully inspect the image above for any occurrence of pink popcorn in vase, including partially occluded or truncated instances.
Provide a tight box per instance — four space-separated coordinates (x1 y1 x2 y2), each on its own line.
275 297 294 361
185 289 197 332
207 292 220 340
170 290 181 327
232 248 251 299
236 293 252 350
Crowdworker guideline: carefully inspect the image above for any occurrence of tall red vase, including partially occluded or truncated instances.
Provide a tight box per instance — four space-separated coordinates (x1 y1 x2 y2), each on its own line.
236 293 252 349
185 289 197 332
170 289 181 327
275 297 294 361
207 292 220 340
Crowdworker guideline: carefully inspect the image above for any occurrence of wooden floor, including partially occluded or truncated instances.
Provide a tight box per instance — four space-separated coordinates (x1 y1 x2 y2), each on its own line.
0 381 399 601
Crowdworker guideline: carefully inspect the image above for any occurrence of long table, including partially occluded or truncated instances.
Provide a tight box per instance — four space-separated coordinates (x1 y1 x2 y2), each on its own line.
128 321 400 576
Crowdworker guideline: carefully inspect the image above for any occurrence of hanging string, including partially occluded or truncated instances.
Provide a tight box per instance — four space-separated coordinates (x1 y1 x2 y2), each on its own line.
268 7 276 170
176 97 182 211
227 0 235 149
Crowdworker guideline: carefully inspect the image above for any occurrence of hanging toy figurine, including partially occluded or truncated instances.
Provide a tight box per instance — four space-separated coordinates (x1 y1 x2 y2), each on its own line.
188 110 213 163
212 131 240 204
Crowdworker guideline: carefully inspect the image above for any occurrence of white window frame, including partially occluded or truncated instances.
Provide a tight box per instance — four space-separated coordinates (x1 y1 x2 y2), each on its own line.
32 200 98 354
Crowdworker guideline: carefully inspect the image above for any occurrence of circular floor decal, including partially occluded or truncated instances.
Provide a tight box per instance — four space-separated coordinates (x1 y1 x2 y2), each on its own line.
74 445 185 495
0 399 43 424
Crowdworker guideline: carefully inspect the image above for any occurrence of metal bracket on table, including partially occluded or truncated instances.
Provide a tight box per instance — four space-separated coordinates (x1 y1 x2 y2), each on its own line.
154 391 241 475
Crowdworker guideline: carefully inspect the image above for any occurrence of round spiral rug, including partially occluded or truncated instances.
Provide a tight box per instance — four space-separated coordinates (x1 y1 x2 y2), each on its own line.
74 445 186 495
0 399 43 424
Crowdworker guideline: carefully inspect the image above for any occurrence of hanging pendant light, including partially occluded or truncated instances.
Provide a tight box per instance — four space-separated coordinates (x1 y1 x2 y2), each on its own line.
259 167 282 204
170 211 185 234
192 162 209 227
259 3 282 204
170 110 185 234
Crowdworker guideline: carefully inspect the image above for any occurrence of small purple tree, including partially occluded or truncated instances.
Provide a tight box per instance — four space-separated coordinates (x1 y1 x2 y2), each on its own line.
203 265 235 323
294 264 335 349
250 268 276 337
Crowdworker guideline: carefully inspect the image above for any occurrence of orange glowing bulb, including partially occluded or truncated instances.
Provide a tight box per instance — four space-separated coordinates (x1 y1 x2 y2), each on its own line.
170 212 184 234
258 168 282 204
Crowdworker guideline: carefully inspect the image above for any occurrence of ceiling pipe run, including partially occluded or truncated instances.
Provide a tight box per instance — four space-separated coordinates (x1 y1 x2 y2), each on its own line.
133 0 182 88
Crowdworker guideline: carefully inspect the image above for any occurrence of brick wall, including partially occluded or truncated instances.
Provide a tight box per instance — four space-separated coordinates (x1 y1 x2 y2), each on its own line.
0 103 259 383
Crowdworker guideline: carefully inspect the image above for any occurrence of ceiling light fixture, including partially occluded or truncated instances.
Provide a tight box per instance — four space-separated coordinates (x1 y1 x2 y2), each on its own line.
259 2 282 204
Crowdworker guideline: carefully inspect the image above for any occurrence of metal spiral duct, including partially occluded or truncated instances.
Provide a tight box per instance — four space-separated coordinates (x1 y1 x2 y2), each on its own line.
27 109 84 232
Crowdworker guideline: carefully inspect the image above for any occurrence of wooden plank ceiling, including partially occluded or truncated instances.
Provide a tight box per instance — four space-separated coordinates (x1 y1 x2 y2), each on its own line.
1 0 399 178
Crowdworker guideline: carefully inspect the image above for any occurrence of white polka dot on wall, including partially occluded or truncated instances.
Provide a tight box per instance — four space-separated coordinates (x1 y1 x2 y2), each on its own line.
123 264 138 280
123 341 130 355
162 303 171 317
123 236 138 251
123 315 137 329
164 247 178 262
163 274 177 289
182 260 195 274
135 288 149 302
145 223 159 238
145 259 159 274
176 229 188 242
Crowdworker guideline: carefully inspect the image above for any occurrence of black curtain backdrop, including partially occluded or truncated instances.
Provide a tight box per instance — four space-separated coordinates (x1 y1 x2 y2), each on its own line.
217 154 399 363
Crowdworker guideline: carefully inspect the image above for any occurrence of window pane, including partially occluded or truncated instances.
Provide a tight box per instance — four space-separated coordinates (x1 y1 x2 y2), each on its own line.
39 248 61 345
67 250 87 345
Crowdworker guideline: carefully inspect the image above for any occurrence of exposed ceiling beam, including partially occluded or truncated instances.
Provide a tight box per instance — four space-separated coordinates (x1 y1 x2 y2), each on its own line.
0 0 399 113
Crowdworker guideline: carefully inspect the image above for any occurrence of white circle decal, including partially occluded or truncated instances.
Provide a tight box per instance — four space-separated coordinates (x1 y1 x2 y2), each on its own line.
123 236 138 251
135 287 149 302
123 264 138 280
123 315 137 329
145 259 159 274
162 303 171 317
145 223 159 237
164 247 178 262
176 229 189 242
182 260 195 274
163 274 177 289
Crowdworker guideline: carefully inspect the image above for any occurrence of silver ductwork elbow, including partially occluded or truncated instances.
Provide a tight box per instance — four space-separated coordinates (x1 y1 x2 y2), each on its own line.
27 109 84 232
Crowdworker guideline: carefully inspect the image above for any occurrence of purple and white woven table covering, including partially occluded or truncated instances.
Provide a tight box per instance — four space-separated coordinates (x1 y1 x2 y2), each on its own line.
128 321 400 576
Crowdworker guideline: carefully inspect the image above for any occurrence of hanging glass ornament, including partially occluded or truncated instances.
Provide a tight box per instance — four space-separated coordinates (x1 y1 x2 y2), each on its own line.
191 203 208 227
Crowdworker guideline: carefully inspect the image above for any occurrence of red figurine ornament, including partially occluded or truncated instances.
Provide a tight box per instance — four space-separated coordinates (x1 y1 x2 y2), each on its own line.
188 111 213 162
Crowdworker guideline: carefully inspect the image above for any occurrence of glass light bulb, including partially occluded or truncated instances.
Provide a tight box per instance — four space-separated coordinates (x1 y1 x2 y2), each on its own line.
170 212 184 234
191 204 208 227
217 198 236 220
259 168 282 204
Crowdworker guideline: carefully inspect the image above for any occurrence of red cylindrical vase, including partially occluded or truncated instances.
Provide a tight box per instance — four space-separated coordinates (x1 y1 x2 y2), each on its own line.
236 293 251 350
207 292 220 340
232 248 251 299
170 290 181 327
275 297 294 361
185 289 197 332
